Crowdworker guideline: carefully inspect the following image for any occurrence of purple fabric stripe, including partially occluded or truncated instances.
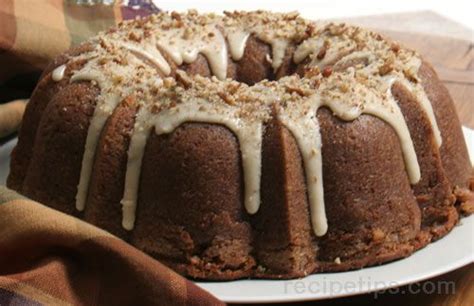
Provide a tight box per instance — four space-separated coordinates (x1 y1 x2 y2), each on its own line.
121 0 160 20
0 287 43 306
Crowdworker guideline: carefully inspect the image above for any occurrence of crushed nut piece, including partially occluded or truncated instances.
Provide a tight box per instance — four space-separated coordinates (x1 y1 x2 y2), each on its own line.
322 66 333 77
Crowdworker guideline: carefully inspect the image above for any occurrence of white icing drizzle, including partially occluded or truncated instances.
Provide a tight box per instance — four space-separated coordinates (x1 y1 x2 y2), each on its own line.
365 103 421 184
361 79 421 184
278 102 327 236
121 99 263 229
333 51 375 71
72 48 160 211
293 37 324 64
295 35 442 150
121 106 153 230
119 69 421 235
270 39 289 71
156 24 229 80
67 11 442 238
119 40 171 75
323 73 420 183
396 58 442 147
294 35 357 69
226 29 250 61
276 72 421 236
52 64 66 82
72 69 123 211
221 11 310 72
336 52 442 149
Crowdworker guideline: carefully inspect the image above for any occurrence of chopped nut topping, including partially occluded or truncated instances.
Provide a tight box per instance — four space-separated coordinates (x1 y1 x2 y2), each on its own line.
285 84 307 96
378 56 394 76
322 66 333 77
339 83 349 93
328 23 346 36
171 11 182 21
317 48 326 60
304 66 321 78
218 91 236 105
67 10 424 135
175 70 192 89
182 27 193 39
390 42 400 53
128 31 141 42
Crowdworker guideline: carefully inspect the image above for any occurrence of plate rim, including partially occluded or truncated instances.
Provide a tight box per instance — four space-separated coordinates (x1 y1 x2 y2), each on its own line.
195 215 474 303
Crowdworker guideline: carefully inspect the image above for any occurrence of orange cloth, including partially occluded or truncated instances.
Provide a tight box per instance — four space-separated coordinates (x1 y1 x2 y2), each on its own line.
0 0 159 102
0 187 224 305
0 1 224 304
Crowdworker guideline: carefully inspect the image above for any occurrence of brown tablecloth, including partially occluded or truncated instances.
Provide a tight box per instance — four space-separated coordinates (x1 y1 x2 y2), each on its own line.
0 1 224 305
0 186 224 305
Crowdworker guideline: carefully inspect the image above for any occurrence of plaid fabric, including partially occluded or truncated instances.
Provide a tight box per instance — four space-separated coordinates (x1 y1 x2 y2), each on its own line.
0 2 225 305
0 186 224 306
0 0 160 103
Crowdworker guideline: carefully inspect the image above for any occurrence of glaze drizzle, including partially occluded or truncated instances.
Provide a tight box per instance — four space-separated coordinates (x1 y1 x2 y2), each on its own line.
66 11 440 237
52 64 66 82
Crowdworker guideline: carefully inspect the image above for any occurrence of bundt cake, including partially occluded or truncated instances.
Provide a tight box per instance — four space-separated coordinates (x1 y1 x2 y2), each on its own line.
7 10 474 280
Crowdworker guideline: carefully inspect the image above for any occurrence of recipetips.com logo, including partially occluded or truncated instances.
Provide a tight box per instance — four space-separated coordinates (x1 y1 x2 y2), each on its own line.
282 276 456 298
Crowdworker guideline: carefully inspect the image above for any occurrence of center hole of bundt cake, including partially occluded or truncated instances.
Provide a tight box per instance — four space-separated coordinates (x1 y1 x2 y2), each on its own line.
180 35 295 86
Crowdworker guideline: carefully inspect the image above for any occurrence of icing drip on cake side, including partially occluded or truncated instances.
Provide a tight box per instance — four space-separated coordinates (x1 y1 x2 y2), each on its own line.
155 23 229 80
294 25 442 149
225 29 250 60
65 11 442 237
277 100 327 236
119 40 171 75
121 97 265 230
72 69 123 211
52 64 66 81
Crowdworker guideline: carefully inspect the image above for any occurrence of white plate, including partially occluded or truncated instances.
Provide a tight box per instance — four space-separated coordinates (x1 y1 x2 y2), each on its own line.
197 216 473 303
1 128 473 303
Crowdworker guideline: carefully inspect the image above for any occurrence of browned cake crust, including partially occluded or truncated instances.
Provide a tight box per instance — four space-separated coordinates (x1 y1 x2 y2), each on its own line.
8 11 473 280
